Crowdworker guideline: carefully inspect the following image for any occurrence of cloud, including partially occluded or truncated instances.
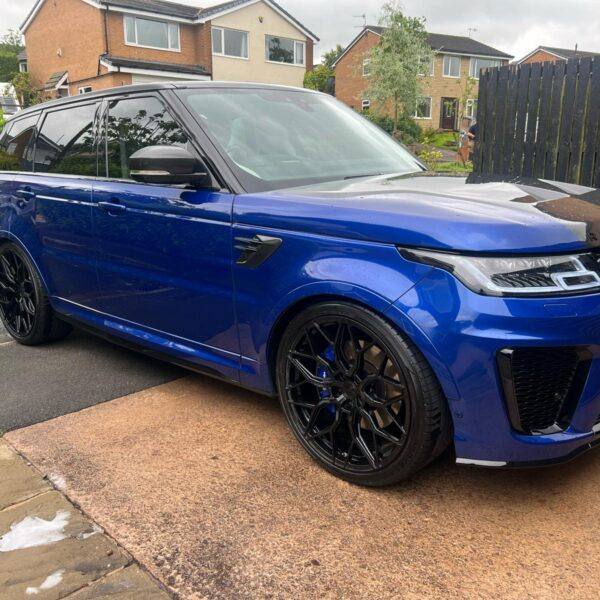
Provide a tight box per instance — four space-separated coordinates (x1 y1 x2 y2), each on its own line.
1 0 598 64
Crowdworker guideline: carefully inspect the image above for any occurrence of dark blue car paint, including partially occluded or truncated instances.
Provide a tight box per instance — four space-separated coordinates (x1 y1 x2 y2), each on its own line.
2 85 600 469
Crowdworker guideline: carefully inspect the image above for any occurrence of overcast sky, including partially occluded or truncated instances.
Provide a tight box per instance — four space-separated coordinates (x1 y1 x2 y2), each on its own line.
1 0 598 62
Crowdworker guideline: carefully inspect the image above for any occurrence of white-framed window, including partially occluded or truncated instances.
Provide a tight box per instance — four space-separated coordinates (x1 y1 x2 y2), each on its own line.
443 55 461 78
265 35 305 66
418 56 434 76
361 99 371 111
78 86 93 95
469 57 502 79
124 15 180 51
363 58 371 77
19 62 28 73
465 98 478 119
212 27 249 59
414 96 432 119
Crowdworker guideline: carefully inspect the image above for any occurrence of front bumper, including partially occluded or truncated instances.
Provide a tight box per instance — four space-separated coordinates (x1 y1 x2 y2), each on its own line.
385 268 600 466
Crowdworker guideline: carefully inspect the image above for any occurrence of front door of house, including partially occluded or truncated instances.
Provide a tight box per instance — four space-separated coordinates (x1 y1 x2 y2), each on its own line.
440 98 458 130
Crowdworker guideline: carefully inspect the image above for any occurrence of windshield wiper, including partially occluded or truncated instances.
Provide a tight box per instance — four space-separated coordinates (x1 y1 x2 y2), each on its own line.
343 173 382 180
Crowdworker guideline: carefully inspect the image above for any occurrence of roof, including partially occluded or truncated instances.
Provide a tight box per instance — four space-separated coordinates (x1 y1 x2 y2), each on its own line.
333 26 513 67
103 54 211 75
102 0 200 19
17 50 27 61
518 45 600 64
11 81 316 120
21 0 319 41
198 0 319 41
44 71 68 90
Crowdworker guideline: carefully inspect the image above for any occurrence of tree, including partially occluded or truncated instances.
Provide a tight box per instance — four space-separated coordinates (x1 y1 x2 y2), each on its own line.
11 72 44 109
367 1 432 137
0 30 24 81
304 64 334 93
323 44 345 70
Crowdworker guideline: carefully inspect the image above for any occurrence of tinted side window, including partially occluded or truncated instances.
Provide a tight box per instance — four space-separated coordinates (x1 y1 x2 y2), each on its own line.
36 103 99 176
104 96 188 180
0 115 38 172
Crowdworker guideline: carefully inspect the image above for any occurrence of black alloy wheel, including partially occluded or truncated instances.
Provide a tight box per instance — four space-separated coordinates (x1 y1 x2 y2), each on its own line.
0 247 37 338
0 243 72 346
277 303 450 486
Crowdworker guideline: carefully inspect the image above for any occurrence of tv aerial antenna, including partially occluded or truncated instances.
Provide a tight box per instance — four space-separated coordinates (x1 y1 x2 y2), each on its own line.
354 14 367 28
467 27 478 38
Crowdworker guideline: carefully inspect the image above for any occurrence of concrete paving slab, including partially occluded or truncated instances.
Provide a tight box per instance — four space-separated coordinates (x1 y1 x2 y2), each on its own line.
0 440 50 510
7 375 600 599
69 565 170 599
0 442 170 600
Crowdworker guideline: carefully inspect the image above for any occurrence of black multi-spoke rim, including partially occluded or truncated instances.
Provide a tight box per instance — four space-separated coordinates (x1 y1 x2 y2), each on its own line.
0 249 37 338
285 318 412 473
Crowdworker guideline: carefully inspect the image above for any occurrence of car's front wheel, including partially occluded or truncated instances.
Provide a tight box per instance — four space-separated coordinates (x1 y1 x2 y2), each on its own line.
0 242 72 346
276 302 451 486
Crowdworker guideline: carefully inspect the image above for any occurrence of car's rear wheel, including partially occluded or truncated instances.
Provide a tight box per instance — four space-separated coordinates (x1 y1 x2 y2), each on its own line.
276 302 451 486
0 242 72 346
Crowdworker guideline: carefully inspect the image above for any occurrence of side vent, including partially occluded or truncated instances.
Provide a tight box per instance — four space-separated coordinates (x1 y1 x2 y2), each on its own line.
235 235 283 269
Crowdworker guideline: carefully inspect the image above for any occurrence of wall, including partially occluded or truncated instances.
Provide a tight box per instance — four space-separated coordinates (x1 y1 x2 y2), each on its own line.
211 0 311 86
23 0 106 92
520 50 563 65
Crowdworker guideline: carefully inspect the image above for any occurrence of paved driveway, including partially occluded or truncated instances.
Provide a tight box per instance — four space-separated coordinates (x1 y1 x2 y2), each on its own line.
8 376 600 599
0 320 183 433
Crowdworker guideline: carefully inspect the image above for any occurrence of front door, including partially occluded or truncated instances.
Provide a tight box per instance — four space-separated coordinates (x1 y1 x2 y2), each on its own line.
91 94 239 379
440 97 458 130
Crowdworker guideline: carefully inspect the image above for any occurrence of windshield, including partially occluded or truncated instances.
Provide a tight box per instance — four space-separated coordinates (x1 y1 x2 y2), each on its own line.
178 87 424 192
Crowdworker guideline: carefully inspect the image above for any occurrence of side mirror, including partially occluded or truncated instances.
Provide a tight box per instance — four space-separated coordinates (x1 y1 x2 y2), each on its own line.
129 145 211 186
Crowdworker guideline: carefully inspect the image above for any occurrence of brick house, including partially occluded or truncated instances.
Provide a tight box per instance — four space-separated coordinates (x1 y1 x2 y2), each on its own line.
518 46 600 65
20 0 318 98
334 26 512 131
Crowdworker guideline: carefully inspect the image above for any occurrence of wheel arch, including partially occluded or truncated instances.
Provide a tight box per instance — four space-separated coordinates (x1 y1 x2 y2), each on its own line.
0 231 51 295
265 286 457 409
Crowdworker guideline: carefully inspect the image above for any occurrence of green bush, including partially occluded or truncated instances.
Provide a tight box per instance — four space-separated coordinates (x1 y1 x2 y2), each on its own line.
362 111 422 143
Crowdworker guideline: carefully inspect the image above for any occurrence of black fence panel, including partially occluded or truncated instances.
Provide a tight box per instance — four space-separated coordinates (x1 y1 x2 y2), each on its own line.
473 57 600 187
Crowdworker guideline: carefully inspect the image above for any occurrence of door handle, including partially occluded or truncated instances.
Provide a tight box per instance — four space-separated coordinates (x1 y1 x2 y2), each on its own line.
98 200 127 215
15 188 36 200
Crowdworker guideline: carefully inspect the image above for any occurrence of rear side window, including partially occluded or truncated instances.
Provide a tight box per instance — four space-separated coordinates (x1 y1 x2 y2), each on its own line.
103 96 188 180
36 103 99 176
0 114 38 172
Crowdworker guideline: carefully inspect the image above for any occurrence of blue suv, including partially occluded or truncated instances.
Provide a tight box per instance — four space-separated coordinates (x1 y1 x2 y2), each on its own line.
1 82 599 486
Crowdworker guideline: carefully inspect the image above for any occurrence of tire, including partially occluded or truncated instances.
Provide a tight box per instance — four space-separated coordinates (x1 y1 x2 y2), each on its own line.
0 242 72 346
276 302 451 486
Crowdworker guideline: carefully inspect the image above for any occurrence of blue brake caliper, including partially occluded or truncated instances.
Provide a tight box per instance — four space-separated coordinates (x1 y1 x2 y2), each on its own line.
318 345 337 415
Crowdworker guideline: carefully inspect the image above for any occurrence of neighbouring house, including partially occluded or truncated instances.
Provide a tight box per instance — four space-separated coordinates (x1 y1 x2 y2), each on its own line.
0 84 21 116
333 26 512 131
518 45 600 65
20 0 318 98
18 50 28 73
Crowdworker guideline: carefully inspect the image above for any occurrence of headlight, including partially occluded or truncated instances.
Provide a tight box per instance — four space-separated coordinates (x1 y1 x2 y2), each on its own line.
399 248 600 296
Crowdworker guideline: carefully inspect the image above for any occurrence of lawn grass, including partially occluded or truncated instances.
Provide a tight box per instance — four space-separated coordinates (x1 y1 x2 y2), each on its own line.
434 160 473 175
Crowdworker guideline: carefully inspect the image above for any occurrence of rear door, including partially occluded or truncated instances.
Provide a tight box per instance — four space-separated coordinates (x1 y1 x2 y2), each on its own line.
12 101 101 306
91 94 238 378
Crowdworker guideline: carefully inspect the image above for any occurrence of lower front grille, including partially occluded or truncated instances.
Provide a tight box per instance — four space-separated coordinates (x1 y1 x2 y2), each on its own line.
498 347 591 434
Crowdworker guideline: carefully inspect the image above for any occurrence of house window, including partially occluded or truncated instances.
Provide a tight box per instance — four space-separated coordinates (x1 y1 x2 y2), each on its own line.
212 27 249 59
469 57 502 78
418 56 434 76
78 86 92 95
414 96 432 119
443 55 461 77
363 58 371 77
265 36 305 65
361 99 371 111
465 98 478 119
124 15 180 51
19 62 27 73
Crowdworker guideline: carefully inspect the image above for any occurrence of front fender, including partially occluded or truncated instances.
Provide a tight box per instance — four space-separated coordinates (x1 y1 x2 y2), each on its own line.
233 224 431 392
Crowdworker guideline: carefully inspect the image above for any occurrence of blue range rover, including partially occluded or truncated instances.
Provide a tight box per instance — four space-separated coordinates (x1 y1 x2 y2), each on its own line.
1 82 599 486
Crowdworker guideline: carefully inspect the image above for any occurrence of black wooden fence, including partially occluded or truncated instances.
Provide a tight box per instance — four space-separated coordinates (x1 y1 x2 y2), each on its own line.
473 57 600 187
